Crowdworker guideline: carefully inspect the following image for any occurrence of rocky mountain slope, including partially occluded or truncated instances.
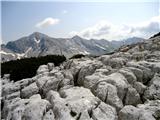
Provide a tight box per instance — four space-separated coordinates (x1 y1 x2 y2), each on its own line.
1 33 160 120
1 32 144 62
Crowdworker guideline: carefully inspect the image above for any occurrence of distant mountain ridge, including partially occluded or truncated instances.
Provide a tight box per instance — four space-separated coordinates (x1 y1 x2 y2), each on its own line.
1 32 145 62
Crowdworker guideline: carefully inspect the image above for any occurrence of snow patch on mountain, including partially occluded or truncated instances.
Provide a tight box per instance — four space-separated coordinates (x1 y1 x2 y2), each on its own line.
95 44 106 50
79 50 90 55
0 51 16 57
24 47 32 57
34 37 40 44
83 51 90 54
16 53 25 59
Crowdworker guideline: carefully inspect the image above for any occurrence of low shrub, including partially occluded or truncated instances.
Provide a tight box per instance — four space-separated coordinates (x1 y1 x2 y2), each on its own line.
1 55 66 81
69 54 85 59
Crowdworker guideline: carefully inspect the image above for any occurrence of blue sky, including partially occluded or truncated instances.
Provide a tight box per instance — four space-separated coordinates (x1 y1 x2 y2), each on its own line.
1 0 159 43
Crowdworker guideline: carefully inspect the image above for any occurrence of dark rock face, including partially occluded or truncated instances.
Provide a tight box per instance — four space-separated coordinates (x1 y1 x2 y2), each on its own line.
1 34 160 120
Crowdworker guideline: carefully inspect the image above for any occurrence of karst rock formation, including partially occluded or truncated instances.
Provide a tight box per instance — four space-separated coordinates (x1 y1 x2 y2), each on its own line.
1 34 160 120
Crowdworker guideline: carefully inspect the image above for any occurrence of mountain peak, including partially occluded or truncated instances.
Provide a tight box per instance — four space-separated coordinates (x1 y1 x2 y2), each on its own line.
30 32 45 36
72 35 82 39
29 32 49 41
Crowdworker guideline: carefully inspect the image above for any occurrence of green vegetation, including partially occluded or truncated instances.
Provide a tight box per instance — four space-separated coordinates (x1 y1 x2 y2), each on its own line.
1 55 66 81
69 54 85 59
150 32 160 38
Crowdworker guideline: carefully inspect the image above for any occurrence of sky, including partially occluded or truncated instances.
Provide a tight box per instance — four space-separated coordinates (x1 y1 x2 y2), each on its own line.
1 0 160 43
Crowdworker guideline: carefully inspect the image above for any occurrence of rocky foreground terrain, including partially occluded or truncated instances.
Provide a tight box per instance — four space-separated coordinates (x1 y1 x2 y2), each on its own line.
1 33 160 120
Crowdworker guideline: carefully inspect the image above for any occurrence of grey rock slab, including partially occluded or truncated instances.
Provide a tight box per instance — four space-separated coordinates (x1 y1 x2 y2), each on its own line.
43 109 55 120
143 74 160 100
99 72 128 100
37 65 49 75
133 82 146 95
93 81 123 111
124 86 142 106
119 105 141 120
118 68 137 85
92 102 118 120
21 82 39 98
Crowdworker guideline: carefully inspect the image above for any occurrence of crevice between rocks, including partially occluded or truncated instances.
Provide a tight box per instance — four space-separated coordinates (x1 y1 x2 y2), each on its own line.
122 87 128 105
76 112 81 120
70 110 77 117
73 68 81 86
88 109 93 118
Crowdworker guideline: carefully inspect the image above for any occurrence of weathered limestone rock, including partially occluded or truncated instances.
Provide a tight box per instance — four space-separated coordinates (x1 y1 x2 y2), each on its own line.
124 86 142 106
5 91 20 100
47 63 55 71
83 72 105 89
21 82 39 98
23 95 51 120
3 94 51 120
133 82 146 95
92 102 118 120
119 105 141 120
37 65 49 75
137 100 160 120
99 72 128 100
14 78 33 89
36 76 60 95
77 60 103 86
118 68 137 85
2 35 160 120
128 67 143 82
151 62 160 73
49 67 60 76
143 74 160 100
41 77 60 94
93 81 123 111
47 87 117 120
99 55 127 69
2 82 20 96
43 109 55 120
119 100 160 120
2 74 10 85
126 61 153 84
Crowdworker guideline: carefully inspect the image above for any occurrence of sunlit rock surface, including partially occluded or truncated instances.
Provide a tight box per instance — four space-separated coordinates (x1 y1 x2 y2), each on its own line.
1 34 160 120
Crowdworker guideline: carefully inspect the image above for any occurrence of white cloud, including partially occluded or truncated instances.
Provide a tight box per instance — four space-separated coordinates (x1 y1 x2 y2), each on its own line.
69 15 160 40
62 10 68 14
35 17 60 28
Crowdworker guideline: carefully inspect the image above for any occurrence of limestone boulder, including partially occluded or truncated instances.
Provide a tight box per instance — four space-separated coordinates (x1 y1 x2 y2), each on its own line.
124 86 142 106
118 68 137 85
143 74 160 100
37 65 49 75
77 60 103 86
21 82 39 98
93 81 123 111
133 82 146 95
99 72 128 100
92 102 118 120
118 105 141 120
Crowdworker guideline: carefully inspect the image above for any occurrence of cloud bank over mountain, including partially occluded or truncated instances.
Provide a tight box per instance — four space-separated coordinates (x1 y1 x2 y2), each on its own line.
70 15 160 40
